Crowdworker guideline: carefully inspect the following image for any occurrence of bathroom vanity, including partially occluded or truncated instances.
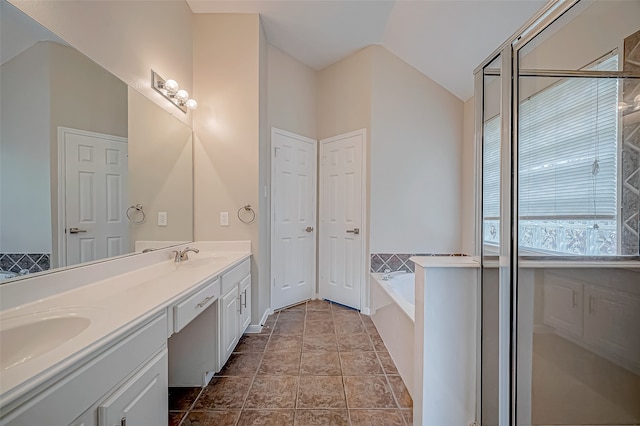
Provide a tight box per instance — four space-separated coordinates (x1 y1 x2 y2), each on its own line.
0 242 251 425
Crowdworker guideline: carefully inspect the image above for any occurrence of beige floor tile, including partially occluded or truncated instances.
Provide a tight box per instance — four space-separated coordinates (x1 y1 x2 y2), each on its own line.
387 375 413 409
266 335 303 352
300 351 342 375
234 334 270 353
237 409 295 425
303 333 338 352
307 300 332 311
349 409 405 425
192 377 252 409
294 409 349 425
343 376 396 408
337 333 374 352
340 352 384 375
216 353 262 377
305 319 335 334
297 376 347 409
181 410 240 426
245 376 299 409
258 351 301 375
378 351 399 374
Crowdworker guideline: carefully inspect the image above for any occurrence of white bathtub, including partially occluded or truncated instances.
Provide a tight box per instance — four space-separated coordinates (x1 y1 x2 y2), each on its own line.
370 272 415 397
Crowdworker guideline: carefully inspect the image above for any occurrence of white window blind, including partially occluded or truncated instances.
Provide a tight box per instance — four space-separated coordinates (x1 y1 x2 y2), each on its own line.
518 55 618 219
482 116 501 219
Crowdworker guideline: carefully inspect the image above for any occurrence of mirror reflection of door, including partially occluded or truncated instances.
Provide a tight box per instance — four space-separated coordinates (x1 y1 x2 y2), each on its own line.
60 127 128 266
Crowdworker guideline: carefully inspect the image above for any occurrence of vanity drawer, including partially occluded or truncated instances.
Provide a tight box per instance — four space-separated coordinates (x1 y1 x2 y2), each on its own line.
174 278 220 332
221 259 250 295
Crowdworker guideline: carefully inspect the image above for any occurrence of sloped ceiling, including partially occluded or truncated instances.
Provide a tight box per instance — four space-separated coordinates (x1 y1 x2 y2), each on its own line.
187 0 547 100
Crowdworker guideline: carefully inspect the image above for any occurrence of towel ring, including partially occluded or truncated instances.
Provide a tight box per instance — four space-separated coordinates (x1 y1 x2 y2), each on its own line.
237 204 256 224
126 204 146 224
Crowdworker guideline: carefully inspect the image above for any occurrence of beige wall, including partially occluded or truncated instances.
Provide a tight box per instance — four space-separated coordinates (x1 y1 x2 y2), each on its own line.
128 88 193 250
461 97 477 254
268 45 317 140
193 14 265 322
8 0 193 126
317 47 372 141
0 42 51 254
369 46 463 254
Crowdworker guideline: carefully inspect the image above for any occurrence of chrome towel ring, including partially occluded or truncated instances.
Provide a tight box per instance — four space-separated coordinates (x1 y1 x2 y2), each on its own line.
126 204 146 224
237 204 255 224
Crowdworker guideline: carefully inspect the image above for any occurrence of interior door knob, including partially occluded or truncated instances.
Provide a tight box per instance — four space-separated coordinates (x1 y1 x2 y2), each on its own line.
305 226 314 232
346 228 360 235
69 227 87 234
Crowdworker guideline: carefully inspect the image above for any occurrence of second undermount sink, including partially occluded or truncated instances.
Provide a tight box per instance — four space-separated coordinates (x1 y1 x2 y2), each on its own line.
0 312 92 371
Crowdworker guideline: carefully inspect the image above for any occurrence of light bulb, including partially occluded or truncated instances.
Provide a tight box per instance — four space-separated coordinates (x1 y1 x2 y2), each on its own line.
176 89 189 102
164 79 179 93
186 99 198 110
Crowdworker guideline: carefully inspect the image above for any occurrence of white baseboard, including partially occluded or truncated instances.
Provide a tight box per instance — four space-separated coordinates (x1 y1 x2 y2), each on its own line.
360 307 371 315
245 308 272 334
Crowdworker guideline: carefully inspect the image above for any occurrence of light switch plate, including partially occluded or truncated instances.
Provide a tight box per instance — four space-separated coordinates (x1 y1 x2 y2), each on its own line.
158 212 168 226
220 211 229 226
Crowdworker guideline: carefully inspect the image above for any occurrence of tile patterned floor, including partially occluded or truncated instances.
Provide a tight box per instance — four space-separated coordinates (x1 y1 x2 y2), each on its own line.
169 299 413 425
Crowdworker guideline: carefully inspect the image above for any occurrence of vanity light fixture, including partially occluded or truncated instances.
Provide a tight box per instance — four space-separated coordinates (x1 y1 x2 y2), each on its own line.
152 70 197 113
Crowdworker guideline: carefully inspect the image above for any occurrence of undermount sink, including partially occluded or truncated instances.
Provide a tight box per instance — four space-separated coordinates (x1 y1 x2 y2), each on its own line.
0 312 92 371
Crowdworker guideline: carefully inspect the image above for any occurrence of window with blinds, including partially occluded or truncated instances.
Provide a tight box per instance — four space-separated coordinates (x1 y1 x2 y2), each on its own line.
482 54 619 255
519 55 618 220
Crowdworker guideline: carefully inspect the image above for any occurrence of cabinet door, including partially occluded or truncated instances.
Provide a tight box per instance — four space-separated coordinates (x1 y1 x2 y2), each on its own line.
584 284 640 371
543 274 583 337
98 349 168 426
239 274 252 333
220 286 240 366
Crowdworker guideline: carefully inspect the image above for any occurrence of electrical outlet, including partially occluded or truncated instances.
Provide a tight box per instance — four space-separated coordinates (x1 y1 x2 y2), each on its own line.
220 211 229 226
158 212 168 226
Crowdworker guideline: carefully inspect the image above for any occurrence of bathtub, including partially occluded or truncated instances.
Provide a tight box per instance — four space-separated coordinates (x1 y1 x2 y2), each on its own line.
370 272 415 397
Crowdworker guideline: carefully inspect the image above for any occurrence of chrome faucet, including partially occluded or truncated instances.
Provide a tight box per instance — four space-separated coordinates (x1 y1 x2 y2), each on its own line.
382 269 407 280
173 247 200 262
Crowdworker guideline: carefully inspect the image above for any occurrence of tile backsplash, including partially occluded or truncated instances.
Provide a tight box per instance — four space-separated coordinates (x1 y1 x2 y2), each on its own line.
370 253 417 273
0 253 50 274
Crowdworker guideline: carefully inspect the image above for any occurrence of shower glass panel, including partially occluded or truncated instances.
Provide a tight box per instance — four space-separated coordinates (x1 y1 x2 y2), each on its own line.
513 2 640 424
481 53 502 426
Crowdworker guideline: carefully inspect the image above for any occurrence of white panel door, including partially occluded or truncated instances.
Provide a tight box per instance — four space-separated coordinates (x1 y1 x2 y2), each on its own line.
319 129 365 310
271 128 317 311
63 128 128 266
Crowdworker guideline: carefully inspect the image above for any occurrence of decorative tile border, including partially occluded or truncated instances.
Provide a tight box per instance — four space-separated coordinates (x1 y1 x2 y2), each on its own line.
0 253 50 274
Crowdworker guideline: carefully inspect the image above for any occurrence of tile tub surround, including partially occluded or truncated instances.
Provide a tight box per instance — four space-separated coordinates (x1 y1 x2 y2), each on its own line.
371 252 469 273
168 299 413 426
0 253 50 274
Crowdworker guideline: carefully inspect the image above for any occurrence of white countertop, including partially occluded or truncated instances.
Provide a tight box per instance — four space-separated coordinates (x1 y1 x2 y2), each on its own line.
0 243 250 408
410 256 481 268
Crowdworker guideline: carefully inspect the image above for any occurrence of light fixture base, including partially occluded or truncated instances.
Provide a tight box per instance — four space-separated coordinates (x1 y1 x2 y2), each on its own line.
152 70 187 113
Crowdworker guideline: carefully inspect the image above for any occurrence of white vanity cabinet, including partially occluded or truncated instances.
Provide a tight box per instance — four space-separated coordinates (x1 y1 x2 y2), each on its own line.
542 271 640 374
219 259 251 368
3 314 167 426
97 349 167 426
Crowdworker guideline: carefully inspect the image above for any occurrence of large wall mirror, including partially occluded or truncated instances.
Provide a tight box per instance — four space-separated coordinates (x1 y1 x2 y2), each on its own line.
0 0 193 282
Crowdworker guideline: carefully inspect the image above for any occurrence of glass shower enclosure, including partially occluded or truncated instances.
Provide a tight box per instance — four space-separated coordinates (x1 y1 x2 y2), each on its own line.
477 1 640 425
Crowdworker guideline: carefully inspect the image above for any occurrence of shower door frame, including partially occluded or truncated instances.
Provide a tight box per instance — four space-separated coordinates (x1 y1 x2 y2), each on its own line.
472 0 640 424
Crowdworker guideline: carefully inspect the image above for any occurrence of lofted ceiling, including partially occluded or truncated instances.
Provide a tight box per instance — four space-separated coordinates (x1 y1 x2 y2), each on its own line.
187 0 548 101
